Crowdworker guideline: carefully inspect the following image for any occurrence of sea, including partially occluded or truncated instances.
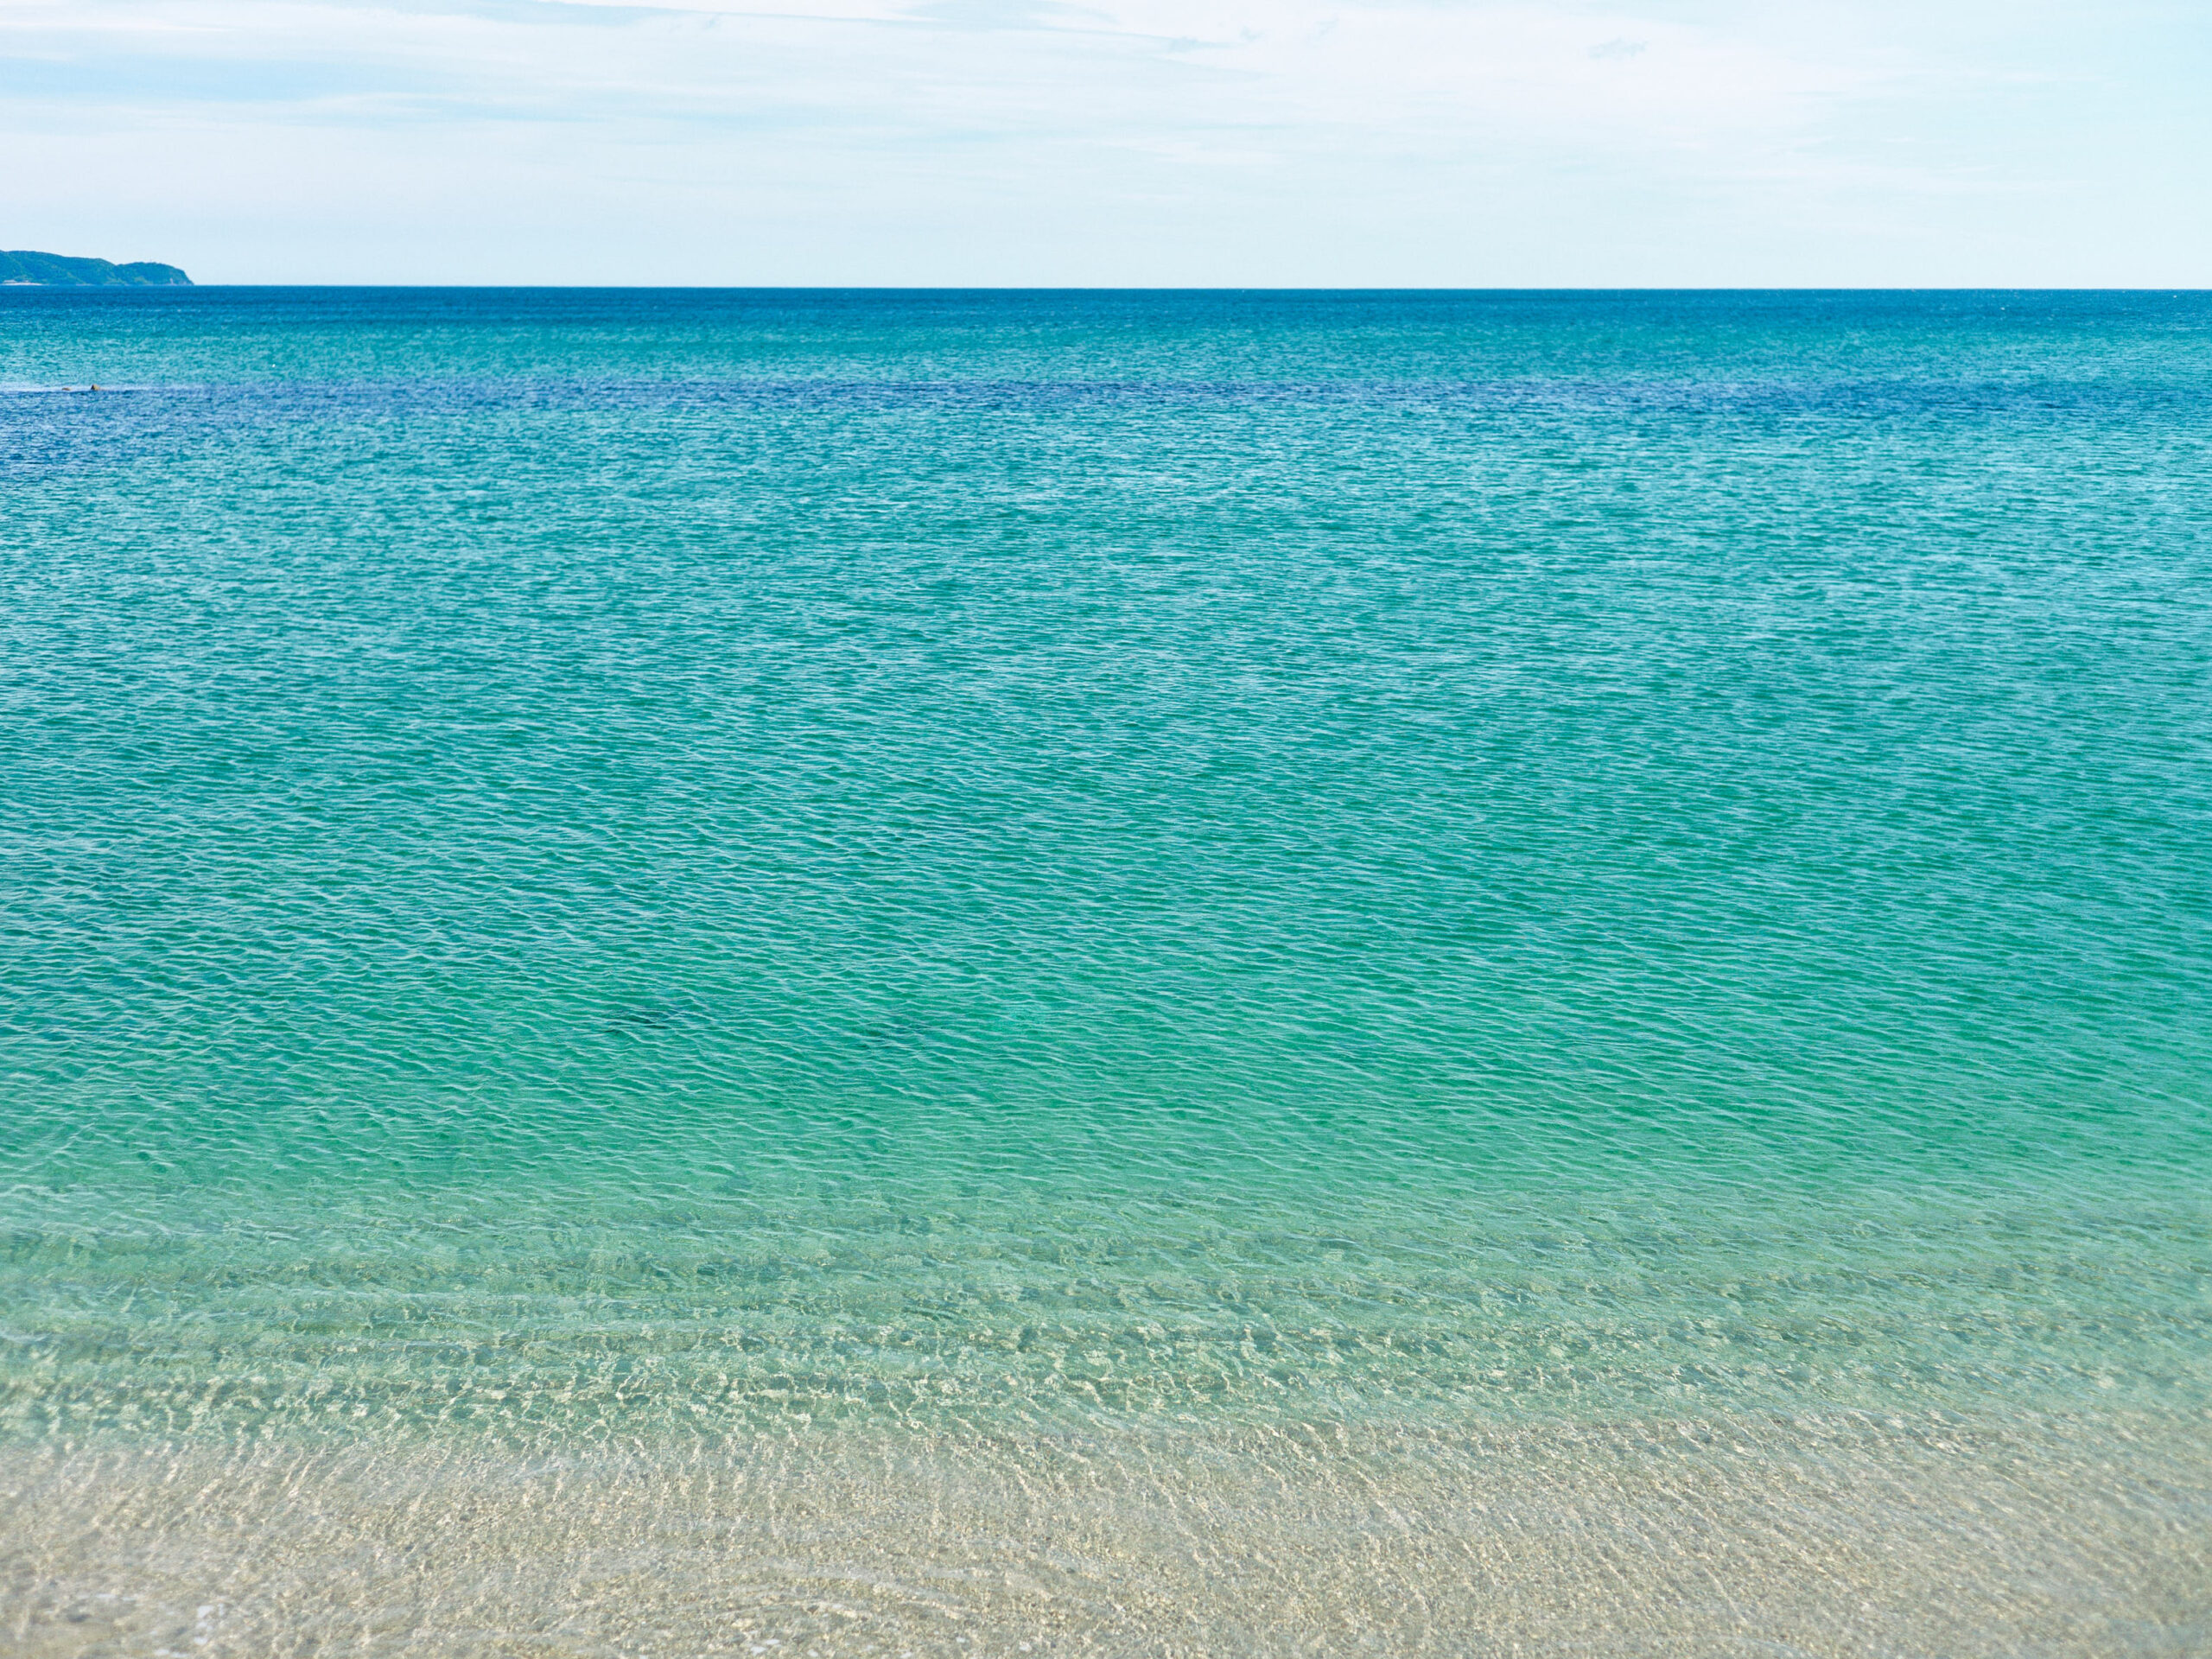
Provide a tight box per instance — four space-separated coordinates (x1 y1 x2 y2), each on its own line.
3 289 2208 1656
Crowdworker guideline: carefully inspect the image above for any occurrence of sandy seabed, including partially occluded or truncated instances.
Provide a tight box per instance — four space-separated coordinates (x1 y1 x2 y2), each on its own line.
5 1409 2206 1658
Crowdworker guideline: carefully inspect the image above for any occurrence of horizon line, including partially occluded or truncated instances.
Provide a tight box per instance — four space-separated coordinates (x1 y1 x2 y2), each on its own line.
9 283 2209 295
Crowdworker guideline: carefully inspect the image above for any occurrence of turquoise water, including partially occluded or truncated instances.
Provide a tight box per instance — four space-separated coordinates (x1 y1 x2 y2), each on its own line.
3 290 2209 1652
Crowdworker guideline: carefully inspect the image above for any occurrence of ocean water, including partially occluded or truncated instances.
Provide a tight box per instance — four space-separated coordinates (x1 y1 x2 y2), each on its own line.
2 289 2209 1656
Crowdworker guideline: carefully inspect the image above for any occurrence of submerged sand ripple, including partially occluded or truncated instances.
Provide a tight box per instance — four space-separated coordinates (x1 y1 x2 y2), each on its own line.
6 1409 2206 1656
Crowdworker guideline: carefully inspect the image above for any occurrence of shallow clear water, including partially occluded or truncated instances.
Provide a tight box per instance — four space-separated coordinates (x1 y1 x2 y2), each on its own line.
3 289 2209 1654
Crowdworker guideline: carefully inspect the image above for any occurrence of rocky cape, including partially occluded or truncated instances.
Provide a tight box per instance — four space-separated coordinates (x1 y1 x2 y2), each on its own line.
2 250 192 286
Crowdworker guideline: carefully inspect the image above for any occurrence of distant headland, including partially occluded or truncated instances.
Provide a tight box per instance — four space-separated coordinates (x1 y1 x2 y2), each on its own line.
1 250 192 287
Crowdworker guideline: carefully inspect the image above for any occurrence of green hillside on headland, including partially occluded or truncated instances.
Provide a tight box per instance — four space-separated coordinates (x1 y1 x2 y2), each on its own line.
2 250 192 286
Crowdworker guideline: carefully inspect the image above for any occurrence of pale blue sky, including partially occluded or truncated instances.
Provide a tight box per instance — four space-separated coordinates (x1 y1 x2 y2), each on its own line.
5 0 2208 283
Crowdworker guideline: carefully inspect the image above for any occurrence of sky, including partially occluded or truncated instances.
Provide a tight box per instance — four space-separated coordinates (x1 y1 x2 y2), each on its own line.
3 0 2208 285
